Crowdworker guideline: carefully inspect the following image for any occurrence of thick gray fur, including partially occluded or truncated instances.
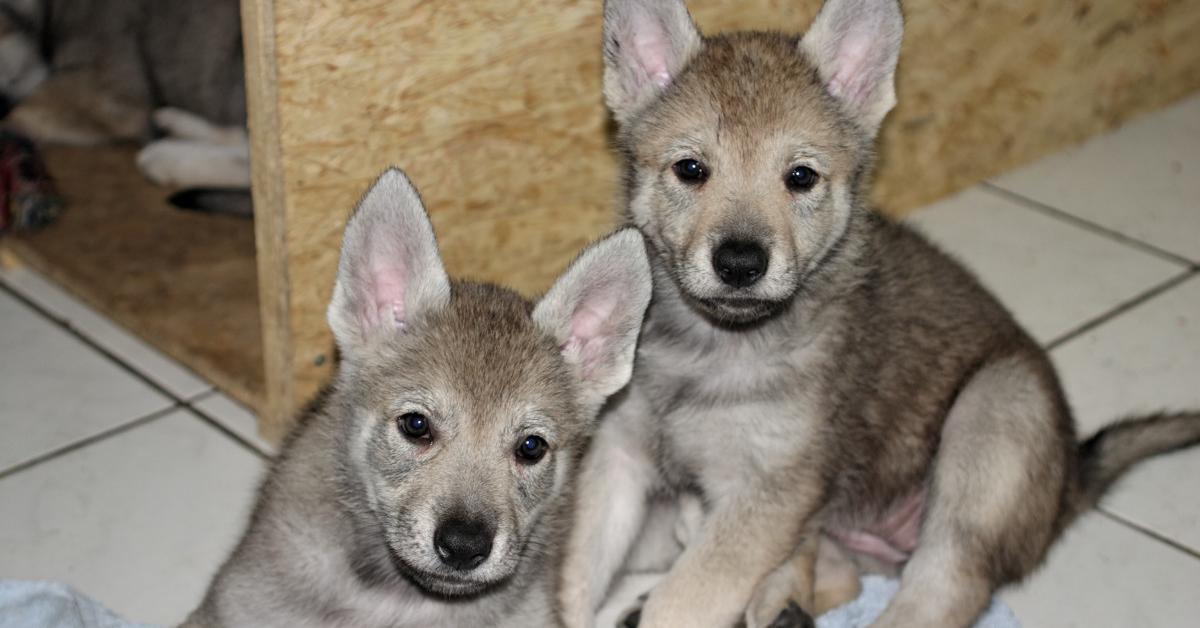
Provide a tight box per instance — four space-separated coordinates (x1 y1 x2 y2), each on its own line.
558 1 1200 627
183 169 651 627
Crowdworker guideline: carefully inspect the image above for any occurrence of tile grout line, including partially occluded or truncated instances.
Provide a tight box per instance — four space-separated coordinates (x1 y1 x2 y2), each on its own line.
178 387 270 458
0 279 270 463
186 388 219 404
1096 508 1200 562
0 279 183 401
980 182 1200 271
186 402 272 460
1043 269 1198 351
0 404 180 482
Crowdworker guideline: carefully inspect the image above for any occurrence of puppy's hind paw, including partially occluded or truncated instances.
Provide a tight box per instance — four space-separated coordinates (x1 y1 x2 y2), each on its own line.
766 601 815 628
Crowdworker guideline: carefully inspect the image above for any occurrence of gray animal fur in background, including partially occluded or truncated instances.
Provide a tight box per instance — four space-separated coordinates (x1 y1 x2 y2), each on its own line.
0 0 249 190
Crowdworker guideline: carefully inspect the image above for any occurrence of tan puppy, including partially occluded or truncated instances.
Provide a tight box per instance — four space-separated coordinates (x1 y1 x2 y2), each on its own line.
557 1 1200 627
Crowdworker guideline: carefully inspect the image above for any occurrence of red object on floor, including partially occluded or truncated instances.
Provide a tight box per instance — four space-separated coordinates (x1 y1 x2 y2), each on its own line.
0 130 63 234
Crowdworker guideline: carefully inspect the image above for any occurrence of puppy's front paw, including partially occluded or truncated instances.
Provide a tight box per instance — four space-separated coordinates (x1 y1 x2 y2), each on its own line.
137 139 190 186
766 601 814 628
136 138 250 188
617 592 649 628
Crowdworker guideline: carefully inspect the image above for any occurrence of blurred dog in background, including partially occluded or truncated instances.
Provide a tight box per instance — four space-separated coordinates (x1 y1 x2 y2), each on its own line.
0 0 250 210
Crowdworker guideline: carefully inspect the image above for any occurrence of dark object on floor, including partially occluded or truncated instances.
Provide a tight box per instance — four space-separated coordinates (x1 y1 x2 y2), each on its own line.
169 188 253 218
0 130 63 233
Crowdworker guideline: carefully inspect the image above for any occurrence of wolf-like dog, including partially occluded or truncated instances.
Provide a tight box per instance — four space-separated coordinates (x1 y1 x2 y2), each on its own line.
557 1 1200 627
0 0 249 190
182 168 651 627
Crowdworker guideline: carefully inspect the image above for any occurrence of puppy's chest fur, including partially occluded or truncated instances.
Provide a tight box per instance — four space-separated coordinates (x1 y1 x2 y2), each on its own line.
636 311 834 495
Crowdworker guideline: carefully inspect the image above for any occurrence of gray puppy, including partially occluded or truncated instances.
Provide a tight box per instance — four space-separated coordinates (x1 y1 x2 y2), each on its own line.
558 1 1200 627
183 168 651 627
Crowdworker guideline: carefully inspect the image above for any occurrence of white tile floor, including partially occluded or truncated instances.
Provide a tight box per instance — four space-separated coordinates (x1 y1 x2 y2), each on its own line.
1 94 1198 627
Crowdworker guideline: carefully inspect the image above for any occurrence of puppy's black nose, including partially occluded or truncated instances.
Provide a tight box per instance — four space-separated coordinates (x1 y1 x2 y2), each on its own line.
434 517 494 571
712 239 768 288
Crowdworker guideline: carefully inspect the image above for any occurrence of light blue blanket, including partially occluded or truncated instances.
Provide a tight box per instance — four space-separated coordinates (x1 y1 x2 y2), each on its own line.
816 576 1019 627
0 581 154 628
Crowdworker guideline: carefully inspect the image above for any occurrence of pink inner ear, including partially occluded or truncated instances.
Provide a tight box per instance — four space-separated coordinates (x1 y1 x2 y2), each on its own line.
356 242 410 334
563 292 619 379
633 29 674 88
372 272 407 327
827 33 875 108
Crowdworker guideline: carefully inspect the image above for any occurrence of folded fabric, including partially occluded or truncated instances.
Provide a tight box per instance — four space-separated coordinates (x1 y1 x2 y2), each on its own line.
816 575 1019 628
0 581 154 628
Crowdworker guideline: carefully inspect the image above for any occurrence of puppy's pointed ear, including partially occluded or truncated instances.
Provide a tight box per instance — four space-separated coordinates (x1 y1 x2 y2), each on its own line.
602 0 702 124
534 229 652 409
327 168 451 356
800 0 903 134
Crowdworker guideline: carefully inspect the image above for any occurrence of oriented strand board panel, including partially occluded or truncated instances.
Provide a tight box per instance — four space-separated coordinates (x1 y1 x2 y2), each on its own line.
2 146 263 409
248 0 1200 431
879 0 1200 211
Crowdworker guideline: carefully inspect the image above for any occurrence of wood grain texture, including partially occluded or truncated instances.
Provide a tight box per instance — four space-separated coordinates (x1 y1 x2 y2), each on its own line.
876 0 1200 211
248 0 1200 429
241 0 294 440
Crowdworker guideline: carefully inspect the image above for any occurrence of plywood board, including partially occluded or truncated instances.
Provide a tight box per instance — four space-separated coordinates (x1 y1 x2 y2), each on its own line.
241 0 293 440
247 0 1200 429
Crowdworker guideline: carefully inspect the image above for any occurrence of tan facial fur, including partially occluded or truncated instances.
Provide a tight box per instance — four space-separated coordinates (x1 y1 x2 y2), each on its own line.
621 34 869 323
334 285 579 595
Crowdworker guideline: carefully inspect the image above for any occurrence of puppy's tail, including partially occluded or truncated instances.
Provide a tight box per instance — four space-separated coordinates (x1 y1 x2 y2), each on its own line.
1065 411 1200 524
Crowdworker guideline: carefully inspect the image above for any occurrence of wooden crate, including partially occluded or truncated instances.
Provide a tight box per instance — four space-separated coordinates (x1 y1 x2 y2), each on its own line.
7 0 1197 441
244 0 1200 438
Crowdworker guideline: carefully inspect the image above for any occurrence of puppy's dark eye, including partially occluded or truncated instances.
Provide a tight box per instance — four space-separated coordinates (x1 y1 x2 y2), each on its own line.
398 412 431 439
785 166 819 192
672 159 709 184
515 435 548 464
